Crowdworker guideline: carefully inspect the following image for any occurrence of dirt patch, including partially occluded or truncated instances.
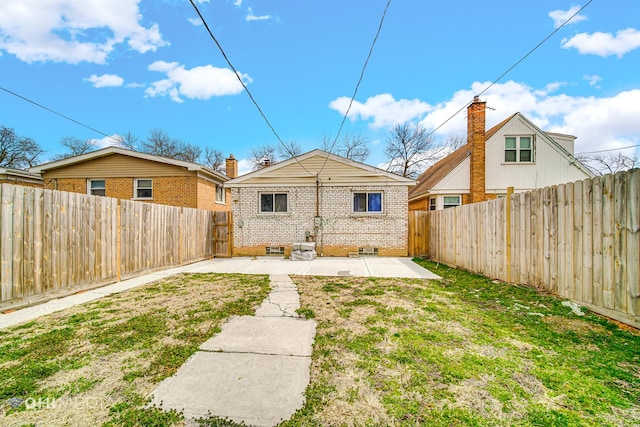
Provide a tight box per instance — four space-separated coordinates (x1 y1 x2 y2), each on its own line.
542 315 610 335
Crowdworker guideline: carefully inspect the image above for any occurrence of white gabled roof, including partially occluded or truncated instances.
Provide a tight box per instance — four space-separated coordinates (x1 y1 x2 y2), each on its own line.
226 149 416 187
29 146 228 181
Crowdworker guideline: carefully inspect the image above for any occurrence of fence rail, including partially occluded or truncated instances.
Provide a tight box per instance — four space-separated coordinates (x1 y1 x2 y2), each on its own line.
409 169 640 328
0 184 214 310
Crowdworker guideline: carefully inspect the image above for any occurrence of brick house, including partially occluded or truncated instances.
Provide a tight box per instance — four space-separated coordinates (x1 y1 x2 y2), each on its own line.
29 147 237 211
409 97 594 210
225 149 416 257
0 168 44 187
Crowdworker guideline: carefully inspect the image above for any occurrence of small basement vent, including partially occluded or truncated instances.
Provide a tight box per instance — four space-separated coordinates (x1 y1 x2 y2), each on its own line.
265 246 285 255
358 247 378 256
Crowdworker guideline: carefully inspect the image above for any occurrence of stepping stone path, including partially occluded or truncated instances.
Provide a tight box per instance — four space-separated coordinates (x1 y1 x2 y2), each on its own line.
151 274 316 427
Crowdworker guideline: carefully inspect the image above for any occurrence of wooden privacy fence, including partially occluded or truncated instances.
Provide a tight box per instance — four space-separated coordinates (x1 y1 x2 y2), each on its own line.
409 169 640 328
0 184 216 310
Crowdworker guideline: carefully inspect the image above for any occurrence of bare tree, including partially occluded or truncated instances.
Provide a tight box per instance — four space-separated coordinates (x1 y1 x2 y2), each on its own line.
51 136 99 161
0 126 43 169
276 141 302 160
384 123 447 178
140 129 202 163
578 151 639 175
320 134 370 162
441 133 467 150
117 131 139 150
203 147 226 173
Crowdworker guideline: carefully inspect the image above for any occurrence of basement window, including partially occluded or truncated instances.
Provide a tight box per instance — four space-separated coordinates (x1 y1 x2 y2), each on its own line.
505 136 534 163
88 179 105 196
134 178 153 199
353 192 382 213
265 246 285 255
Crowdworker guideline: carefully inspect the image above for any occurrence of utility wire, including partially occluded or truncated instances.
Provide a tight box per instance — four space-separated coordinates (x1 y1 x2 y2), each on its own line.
0 85 121 144
426 0 594 140
320 0 392 174
189 0 314 175
577 143 640 155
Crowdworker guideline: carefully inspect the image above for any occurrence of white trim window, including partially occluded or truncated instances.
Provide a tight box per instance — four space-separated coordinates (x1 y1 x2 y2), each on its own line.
134 178 153 199
505 136 534 163
443 195 461 209
353 192 383 213
429 197 437 211
215 184 225 204
87 179 106 196
260 192 288 213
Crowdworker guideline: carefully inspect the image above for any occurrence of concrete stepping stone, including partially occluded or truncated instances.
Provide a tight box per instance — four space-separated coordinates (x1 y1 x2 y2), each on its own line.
200 316 315 357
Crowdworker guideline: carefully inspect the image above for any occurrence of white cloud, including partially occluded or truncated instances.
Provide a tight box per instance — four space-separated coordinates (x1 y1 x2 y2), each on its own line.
548 6 587 29
334 81 640 155
91 134 124 148
145 61 252 103
329 93 432 128
562 28 640 57
583 74 602 87
0 0 168 64
126 82 145 88
237 158 252 176
85 73 124 88
188 18 203 26
246 7 272 22
233 0 243 6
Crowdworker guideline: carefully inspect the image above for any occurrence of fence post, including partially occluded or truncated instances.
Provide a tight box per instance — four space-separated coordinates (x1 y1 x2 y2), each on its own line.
506 186 514 282
116 200 121 282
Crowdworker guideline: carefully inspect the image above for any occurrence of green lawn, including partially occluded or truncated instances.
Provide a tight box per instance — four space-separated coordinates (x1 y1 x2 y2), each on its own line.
0 273 271 427
284 259 640 427
1 262 638 427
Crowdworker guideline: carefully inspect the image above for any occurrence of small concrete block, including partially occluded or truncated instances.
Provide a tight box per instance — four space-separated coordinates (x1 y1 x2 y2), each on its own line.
151 352 311 427
290 250 316 261
200 316 316 356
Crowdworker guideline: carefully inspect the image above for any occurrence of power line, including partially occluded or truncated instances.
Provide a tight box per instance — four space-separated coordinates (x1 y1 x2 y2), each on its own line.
427 0 594 140
577 143 640 155
321 0 392 173
188 0 314 175
0 85 122 144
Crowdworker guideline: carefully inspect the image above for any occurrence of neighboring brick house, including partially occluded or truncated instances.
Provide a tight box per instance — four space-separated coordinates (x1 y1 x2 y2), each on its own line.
0 168 44 187
409 97 594 211
225 149 416 257
29 147 237 211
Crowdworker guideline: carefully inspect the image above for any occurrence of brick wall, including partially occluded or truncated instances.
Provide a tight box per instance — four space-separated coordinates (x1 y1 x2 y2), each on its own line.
44 176 200 209
231 185 409 257
196 178 230 211
468 97 487 204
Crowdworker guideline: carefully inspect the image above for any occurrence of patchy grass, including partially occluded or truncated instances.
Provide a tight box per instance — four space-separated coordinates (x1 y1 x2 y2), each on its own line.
0 273 270 427
285 260 640 427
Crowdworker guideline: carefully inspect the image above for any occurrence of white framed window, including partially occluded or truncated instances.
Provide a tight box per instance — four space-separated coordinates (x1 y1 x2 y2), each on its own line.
134 178 153 199
215 184 225 204
87 179 105 196
429 197 437 211
443 195 461 209
260 192 288 213
353 192 383 213
505 136 534 163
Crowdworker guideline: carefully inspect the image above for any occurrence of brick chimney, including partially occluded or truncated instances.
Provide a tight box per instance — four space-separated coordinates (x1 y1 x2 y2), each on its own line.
225 154 238 179
468 96 487 203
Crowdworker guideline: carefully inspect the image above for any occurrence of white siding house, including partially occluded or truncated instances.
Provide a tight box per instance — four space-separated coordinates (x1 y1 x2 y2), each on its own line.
409 98 593 211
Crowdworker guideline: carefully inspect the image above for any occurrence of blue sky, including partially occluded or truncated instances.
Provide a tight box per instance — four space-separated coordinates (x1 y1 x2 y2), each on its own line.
1 0 639 175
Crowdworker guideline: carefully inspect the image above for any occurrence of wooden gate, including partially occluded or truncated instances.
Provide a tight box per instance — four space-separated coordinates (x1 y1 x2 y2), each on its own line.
213 211 232 257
